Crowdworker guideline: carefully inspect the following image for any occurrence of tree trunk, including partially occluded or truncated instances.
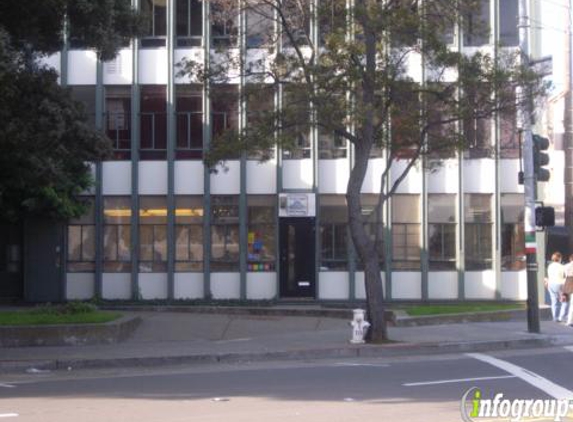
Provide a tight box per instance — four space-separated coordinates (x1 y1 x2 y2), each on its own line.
346 141 388 343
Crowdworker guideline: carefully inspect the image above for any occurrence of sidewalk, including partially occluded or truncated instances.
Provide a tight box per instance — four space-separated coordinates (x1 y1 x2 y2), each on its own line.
1 308 573 373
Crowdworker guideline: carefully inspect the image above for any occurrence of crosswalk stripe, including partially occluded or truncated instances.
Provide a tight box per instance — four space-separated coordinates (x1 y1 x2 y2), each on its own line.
466 353 573 400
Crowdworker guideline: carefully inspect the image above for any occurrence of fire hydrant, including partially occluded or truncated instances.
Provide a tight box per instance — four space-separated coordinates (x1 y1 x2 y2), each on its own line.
349 309 370 344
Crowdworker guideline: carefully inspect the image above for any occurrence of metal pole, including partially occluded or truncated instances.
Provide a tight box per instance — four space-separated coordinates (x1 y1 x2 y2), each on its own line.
519 0 540 333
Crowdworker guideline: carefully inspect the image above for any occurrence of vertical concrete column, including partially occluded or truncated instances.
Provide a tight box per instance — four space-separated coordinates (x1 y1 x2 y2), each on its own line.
94 59 104 299
202 0 212 298
239 0 248 300
493 0 502 299
167 0 176 300
456 12 465 300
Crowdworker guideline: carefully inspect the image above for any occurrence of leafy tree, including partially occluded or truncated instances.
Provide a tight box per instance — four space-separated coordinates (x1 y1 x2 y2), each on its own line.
181 0 546 342
0 0 143 221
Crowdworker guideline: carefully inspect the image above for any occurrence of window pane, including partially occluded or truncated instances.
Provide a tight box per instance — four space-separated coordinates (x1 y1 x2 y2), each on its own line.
246 4 274 48
428 194 456 223
68 226 82 261
500 0 518 46
82 226 96 261
392 195 420 223
464 194 492 223
140 196 168 224
463 0 490 46
103 226 118 261
501 193 525 271
139 225 154 261
104 197 131 224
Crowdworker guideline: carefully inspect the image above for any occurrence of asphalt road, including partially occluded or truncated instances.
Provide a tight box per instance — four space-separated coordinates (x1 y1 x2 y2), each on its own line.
2 346 573 422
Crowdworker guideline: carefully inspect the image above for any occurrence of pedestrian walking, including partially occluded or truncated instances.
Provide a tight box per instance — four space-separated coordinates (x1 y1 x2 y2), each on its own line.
546 252 568 322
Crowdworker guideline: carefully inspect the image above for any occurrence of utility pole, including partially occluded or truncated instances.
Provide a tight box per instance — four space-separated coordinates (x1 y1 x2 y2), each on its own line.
519 0 540 333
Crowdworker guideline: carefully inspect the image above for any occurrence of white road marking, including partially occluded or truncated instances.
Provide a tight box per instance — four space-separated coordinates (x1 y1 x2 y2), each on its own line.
0 384 15 389
466 353 573 400
0 414 18 418
334 363 390 368
403 375 516 387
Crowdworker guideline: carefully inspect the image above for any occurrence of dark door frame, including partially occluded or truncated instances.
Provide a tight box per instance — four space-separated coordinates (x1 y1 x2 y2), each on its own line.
279 217 316 298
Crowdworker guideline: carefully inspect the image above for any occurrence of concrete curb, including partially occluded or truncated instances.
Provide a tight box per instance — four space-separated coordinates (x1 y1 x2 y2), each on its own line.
0 315 142 348
2 335 572 374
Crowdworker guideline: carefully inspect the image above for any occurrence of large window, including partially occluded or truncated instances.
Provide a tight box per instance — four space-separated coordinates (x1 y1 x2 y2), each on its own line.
211 196 240 271
68 199 96 272
103 197 131 272
69 86 96 128
500 89 519 158
464 116 492 158
176 84 203 159
392 194 421 270
245 84 275 160
176 0 203 47
464 194 492 270
281 0 310 47
247 196 276 271
428 194 456 270
139 196 167 272
106 86 132 160
211 2 238 47
140 85 167 160
501 194 525 271
246 3 274 48
318 95 347 159
499 0 518 47
358 194 385 270
282 85 310 159
391 83 420 158
463 0 490 47
175 196 204 271
318 0 346 46
211 84 239 158
320 195 348 271
141 0 167 47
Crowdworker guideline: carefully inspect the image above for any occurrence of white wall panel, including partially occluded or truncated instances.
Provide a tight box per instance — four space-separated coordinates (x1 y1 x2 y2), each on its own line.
318 272 349 300
210 161 241 194
391 160 422 193
464 271 497 299
463 159 496 193
211 273 241 299
282 159 314 190
354 272 385 300
103 49 133 85
174 49 204 83
66 273 95 300
428 272 458 299
247 273 277 299
102 273 131 299
139 49 168 85
500 271 528 300
319 160 349 194
427 160 459 193
405 51 423 82
361 158 384 193
67 51 97 85
40 53 61 75
102 162 132 195
139 273 168 299
247 160 277 194
139 161 168 194
174 273 204 299
499 159 524 193
174 161 204 194
392 272 422 299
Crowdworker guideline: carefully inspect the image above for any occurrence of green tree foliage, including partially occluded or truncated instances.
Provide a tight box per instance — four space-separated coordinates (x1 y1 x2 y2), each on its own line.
181 0 547 342
0 0 142 221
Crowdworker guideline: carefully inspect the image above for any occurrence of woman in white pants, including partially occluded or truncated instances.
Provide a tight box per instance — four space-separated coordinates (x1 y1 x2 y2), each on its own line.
546 252 567 322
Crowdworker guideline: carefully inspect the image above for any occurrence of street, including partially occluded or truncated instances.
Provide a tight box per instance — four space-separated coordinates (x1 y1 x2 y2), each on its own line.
2 346 573 421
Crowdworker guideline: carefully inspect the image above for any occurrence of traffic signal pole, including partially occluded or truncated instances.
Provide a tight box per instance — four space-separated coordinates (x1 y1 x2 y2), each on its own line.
519 0 540 333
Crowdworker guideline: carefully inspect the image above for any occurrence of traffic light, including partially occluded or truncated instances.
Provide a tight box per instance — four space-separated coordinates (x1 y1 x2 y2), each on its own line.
535 206 555 227
532 134 550 182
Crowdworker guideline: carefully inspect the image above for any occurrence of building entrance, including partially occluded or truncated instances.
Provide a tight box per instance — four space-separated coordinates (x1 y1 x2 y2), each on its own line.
279 218 315 298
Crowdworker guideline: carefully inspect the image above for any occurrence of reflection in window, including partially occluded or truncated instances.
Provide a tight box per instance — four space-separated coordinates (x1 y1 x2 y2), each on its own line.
211 2 238 47
245 84 276 160
176 85 203 159
392 195 420 270
501 194 525 271
175 196 204 271
69 86 96 128
320 195 348 271
68 199 96 272
428 194 456 271
176 0 203 47
464 116 492 158
106 86 132 160
499 0 518 46
463 0 490 47
318 95 347 159
247 196 276 271
500 89 518 158
140 85 167 160
391 83 420 158
103 197 131 272
282 85 310 159
357 194 385 270
318 0 345 46
139 196 167 272
141 0 167 47
465 194 492 270
211 84 239 158
211 196 240 271
246 3 274 48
